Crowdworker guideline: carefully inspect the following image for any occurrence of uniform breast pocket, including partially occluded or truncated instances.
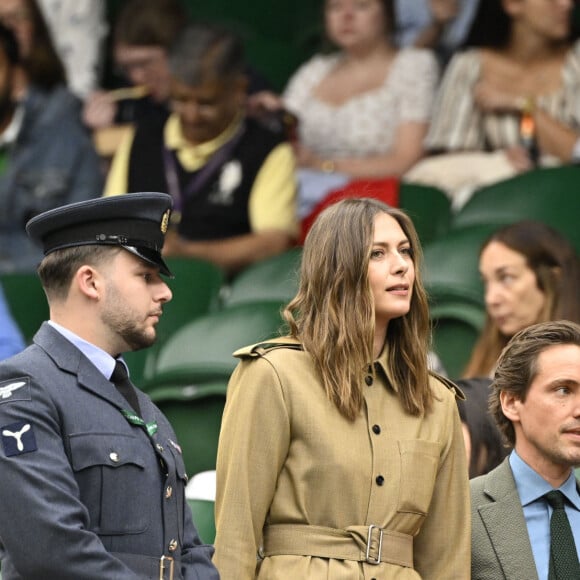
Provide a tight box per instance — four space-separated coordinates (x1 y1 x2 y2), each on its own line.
69 432 149 535
396 439 440 516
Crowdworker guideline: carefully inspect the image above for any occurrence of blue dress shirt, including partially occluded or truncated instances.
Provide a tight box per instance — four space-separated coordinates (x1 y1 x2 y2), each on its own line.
510 450 580 580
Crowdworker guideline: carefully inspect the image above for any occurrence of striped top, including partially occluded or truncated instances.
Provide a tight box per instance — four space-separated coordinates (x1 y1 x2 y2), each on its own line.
426 40 580 165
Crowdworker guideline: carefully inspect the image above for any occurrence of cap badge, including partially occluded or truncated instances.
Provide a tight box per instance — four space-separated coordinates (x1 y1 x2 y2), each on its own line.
161 209 171 234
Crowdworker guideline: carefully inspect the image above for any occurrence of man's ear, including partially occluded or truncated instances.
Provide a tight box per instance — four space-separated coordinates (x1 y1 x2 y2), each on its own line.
500 390 521 423
75 265 102 301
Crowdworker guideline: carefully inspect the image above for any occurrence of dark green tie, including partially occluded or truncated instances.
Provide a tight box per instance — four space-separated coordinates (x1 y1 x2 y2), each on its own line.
545 490 580 580
111 360 141 416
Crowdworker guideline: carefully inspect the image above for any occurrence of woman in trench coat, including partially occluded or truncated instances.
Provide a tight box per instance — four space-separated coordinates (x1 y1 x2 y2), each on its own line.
213 198 470 578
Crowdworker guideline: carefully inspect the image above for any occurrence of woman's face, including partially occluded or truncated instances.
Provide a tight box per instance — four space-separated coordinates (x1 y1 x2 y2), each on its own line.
368 213 415 331
480 241 546 337
505 0 572 42
325 0 389 51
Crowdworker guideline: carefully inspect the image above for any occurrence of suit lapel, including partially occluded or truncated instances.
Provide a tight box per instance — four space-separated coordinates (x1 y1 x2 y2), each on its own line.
478 459 539 580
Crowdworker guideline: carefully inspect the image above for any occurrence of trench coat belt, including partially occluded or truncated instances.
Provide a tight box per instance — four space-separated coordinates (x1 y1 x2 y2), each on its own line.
112 552 181 580
262 524 414 568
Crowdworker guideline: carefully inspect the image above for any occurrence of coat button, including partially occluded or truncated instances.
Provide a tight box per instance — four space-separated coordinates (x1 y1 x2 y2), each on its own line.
365 375 373 386
168 539 178 552
156 443 164 453
165 486 173 499
109 452 120 463
372 424 381 435
376 475 385 486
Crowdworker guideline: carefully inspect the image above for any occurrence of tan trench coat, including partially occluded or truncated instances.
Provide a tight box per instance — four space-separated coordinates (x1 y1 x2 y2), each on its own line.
213 340 470 579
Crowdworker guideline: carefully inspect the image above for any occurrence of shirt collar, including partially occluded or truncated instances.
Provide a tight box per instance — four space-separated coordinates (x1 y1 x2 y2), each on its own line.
164 112 243 171
510 450 580 509
47 320 119 380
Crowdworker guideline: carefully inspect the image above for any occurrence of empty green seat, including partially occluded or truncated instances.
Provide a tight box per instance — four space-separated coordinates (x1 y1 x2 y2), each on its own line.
452 166 580 252
399 182 452 245
222 249 302 308
145 300 286 388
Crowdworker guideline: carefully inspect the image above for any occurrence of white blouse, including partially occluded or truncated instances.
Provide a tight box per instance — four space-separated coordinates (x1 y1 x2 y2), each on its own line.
283 48 439 159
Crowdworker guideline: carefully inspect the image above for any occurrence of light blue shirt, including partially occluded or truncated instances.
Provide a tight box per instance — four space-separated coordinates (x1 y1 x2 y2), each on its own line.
510 450 580 580
47 320 126 380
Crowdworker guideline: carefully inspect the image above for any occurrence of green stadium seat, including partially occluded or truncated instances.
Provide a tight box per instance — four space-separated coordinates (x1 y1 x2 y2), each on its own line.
150 382 227 477
422 224 497 309
145 300 286 388
399 182 452 245
0 272 48 344
451 166 580 252
221 248 302 307
188 499 216 545
430 302 486 380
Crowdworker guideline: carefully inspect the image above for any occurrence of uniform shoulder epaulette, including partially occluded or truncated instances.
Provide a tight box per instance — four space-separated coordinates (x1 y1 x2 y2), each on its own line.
234 337 304 359
429 371 466 401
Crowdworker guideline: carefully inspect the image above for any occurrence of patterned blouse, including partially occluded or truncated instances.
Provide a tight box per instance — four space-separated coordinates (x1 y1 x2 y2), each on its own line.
426 41 580 163
283 48 439 159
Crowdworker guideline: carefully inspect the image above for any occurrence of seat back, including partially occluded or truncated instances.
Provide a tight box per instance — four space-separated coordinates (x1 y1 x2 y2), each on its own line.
188 499 216 545
399 182 451 245
146 300 286 387
222 248 302 307
0 272 48 344
452 166 580 252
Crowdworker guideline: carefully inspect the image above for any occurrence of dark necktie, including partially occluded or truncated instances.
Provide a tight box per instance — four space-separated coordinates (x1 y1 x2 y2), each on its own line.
110 360 141 416
545 490 580 580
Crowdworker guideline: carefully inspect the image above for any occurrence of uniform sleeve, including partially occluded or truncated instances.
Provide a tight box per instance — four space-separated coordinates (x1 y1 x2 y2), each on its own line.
413 385 471 578
213 357 291 579
248 142 298 237
0 368 140 579
103 127 136 197
425 50 486 151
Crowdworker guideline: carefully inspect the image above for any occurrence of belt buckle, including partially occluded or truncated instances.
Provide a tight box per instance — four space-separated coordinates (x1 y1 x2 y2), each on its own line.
365 524 383 565
159 555 174 580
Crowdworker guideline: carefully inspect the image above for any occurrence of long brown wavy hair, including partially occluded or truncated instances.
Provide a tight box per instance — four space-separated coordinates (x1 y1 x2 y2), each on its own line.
283 198 432 421
463 221 580 378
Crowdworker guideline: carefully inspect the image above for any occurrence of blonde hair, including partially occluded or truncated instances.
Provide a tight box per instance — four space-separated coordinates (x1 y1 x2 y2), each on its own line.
283 198 432 420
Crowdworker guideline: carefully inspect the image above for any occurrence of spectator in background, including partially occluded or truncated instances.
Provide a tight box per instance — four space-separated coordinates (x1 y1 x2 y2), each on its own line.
395 0 479 66
104 23 297 275
37 0 108 99
0 282 25 360
0 22 102 274
83 0 188 131
455 376 511 478
410 0 580 205
464 220 580 378
0 0 66 96
248 0 438 219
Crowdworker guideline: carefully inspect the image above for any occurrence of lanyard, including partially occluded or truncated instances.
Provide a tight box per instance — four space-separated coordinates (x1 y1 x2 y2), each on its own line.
121 409 158 437
161 121 246 215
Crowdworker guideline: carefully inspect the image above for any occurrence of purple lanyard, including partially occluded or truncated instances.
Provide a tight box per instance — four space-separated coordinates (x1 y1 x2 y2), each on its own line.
162 122 246 214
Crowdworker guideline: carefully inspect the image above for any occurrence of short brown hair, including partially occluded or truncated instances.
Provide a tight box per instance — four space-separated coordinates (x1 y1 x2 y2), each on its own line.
38 246 121 302
489 320 580 446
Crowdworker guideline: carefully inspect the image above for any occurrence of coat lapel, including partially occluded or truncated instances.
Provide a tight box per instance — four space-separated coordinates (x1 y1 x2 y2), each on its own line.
478 459 539 580
33 323 130 411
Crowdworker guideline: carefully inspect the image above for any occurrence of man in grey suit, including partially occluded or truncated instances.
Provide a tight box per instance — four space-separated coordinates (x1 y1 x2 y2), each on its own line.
0 193 219 579
471 320 580 580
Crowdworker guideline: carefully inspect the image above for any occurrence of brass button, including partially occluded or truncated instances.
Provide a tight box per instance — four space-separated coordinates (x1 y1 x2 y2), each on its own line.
168 539 178 552
165 486 173 499
156 443 164 453
109 452 120 463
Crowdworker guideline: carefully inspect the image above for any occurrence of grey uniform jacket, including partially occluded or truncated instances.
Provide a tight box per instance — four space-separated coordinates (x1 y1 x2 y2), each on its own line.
470 457 539 580
0 323 219 580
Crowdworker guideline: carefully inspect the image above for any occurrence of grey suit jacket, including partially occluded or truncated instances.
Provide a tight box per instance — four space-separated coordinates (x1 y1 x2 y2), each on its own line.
0 323 219 580
471 457 539 580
